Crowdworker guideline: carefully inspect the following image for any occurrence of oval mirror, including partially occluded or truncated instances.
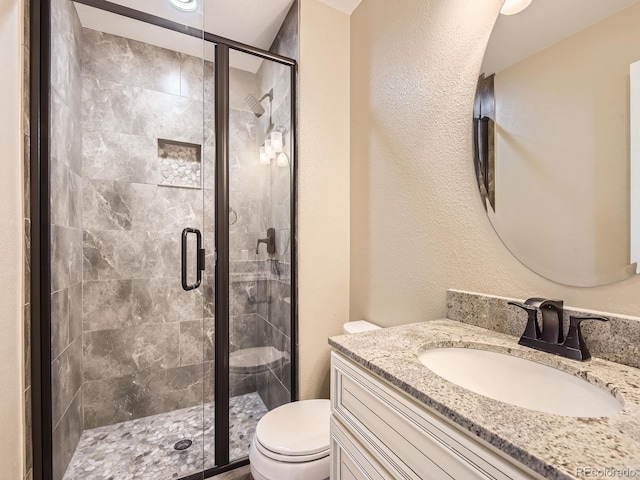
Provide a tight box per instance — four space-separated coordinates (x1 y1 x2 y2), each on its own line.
474 0 640 287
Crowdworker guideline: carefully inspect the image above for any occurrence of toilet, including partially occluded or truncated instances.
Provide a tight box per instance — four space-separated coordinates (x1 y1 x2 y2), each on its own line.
249 321 381 480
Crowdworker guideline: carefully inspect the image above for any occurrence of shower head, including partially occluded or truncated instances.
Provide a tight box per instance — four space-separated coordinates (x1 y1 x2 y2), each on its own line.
244 89 273 118
244 94 265 117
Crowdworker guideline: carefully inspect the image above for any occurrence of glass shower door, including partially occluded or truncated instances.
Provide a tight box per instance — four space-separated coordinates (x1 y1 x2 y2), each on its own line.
46 1 297 477
226 49 294 462
49 1 210 478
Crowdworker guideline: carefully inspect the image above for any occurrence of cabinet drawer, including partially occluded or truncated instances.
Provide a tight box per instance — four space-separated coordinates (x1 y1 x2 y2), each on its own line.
331 416 391 480
331 352 534 480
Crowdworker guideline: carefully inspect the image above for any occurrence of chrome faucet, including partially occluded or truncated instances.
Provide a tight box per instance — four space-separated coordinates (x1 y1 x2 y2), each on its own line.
509 297 608 361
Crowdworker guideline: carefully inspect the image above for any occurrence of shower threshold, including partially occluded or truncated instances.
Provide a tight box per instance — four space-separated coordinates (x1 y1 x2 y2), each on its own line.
62 392 268 480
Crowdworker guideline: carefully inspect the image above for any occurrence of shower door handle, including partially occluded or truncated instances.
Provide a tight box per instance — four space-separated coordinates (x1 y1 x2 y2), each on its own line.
181 228 205 291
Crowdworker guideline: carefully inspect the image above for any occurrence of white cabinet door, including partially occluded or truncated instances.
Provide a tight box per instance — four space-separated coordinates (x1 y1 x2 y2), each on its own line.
331 417 391 480
331 352 538 480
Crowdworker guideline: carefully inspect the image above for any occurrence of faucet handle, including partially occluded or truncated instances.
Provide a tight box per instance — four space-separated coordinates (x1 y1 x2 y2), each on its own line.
256 228 277 255
563 315 609 361
508 301 541 340
569 315 608 325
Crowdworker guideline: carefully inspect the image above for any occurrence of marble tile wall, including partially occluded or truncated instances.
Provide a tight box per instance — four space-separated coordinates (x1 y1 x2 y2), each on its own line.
80 26 289 427
226 37 288 405
255 279 292 410
447 290 640 369
225 61 292 403
227 58 268 261
221 4 297 408
49 0 84 479
35 3 298 479
251 0 297 409
228 261 267 397
80 28 216 429
270 0 299 62
44 15 297 479
226 274 291 407
228 105 267 263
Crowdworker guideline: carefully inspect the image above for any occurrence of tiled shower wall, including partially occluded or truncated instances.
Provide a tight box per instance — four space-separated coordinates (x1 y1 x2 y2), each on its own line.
224 2 298 408
217 13 298 404
226 66 271 398
77 26 285 426
79 28 215 429
255 0 298 410
42 2 297 475
49 0 84 479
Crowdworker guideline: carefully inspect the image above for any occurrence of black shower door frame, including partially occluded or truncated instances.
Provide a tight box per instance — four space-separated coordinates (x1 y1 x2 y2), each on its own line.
29 1 299 478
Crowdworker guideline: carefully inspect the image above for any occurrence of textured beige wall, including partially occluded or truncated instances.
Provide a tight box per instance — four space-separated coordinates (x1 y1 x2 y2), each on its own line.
0 0 25 477
491 4 640 286
350 0 640 327
298 0 350 400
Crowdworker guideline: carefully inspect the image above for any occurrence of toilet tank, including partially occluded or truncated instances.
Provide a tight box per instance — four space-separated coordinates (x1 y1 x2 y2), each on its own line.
343 320 381 334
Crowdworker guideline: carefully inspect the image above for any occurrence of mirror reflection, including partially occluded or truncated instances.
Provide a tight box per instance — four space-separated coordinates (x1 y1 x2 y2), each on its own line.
475 0 640 287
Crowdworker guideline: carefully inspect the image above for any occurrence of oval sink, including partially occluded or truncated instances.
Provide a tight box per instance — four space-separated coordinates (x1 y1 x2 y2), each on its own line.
418 348 623 418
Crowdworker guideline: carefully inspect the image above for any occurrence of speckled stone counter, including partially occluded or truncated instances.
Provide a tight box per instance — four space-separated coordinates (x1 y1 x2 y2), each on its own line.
329 320 640 480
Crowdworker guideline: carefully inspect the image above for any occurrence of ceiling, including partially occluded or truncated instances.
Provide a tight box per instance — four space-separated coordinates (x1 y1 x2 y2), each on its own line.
317 0 362 14
74 0 295 72
482 0 639 75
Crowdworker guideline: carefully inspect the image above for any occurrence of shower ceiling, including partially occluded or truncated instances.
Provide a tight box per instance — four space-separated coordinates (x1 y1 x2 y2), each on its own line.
74 0 295 72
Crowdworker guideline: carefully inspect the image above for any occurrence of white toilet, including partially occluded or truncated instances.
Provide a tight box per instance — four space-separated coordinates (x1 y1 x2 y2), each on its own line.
249 321 381 480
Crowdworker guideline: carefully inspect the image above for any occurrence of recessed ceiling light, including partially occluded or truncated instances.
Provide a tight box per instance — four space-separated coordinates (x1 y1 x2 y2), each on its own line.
500 0 532 15
167 0 197 12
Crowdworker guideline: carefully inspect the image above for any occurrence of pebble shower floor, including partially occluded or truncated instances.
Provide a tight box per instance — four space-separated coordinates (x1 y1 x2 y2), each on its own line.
62 393 268 479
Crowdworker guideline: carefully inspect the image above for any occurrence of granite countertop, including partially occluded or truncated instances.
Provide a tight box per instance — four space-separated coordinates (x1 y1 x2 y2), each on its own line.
329 319 640 480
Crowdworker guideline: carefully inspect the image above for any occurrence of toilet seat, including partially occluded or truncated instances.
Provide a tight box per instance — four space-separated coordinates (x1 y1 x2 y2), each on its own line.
255 436 329 463
250 437 330 480
254 399 331 459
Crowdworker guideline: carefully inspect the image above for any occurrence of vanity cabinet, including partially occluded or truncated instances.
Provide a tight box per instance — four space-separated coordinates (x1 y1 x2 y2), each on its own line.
331 416 391 480
330 352 539 480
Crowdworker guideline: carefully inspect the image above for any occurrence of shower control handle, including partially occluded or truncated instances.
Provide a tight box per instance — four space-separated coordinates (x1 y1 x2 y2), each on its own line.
181 228 205 291
256 228 276 255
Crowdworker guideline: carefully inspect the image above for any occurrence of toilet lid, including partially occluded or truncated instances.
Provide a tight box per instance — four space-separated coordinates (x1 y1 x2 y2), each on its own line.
255 399 331 457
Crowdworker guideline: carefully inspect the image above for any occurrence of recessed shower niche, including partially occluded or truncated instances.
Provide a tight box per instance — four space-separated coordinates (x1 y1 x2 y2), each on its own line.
158 139 202 189
35 0 299 479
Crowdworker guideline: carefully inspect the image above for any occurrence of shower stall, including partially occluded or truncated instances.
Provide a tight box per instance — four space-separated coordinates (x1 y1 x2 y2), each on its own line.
30 0 298 478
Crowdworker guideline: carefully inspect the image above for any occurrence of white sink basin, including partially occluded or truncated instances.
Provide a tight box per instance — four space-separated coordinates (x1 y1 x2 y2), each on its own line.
418 348 623 418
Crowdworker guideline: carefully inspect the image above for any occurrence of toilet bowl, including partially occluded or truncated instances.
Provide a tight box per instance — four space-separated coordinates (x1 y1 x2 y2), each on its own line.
249 399 331 480
249 321 381 480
